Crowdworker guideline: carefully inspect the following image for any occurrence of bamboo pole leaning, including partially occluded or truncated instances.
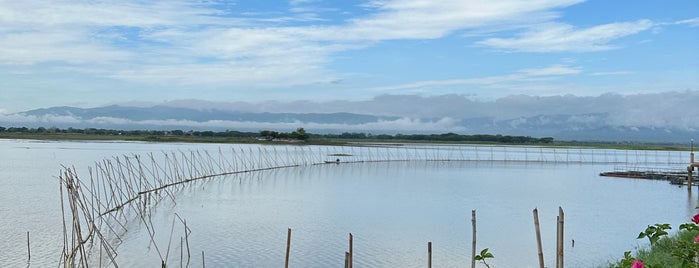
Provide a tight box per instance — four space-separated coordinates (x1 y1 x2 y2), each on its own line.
533 208 545 268
285 228 292 268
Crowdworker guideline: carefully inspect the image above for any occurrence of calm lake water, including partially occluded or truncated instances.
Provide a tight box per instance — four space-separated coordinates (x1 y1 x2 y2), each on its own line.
0 139 695 267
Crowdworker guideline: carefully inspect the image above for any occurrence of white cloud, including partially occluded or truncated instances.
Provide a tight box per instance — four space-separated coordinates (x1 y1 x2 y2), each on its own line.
675 17 699 27
589 71 633 76
477 20 654 52
517 64 582 76
370 64 581 92
0 0 688 102
0 29 131 65
0 0 586 86
340 0 583 41
290 0 320 6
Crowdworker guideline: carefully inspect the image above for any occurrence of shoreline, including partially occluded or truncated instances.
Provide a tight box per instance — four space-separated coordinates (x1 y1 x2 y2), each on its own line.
0 133 691 151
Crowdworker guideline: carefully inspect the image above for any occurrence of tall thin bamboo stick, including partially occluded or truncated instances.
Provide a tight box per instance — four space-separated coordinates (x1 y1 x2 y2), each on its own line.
471 210 476 268
349 233 353 268
26 231 30 262
428 242 432 268
556 207 564 268
285 228 292 268
533 208 544 268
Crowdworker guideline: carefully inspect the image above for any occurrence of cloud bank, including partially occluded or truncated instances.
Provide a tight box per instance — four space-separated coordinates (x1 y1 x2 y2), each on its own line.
2 91 697 136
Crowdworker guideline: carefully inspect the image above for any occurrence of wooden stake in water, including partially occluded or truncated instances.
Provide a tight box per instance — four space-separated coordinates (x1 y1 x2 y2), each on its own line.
344 251 350 268
285 228 292 268
27 231 30 262
428 242 432 268
556 207 564 268
349 233 353 268
533 208 544 268
471 210 476 268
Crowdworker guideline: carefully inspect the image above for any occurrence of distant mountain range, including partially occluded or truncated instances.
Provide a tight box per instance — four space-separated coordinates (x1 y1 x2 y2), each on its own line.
3 104 697 143
21 105 396 125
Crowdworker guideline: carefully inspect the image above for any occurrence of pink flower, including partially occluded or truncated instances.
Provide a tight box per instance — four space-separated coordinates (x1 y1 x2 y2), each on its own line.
692 214 699 224
695 235 699 243
632 259 644 268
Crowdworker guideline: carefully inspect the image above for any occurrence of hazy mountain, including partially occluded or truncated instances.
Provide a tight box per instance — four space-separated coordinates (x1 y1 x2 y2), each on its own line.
21 105 398 125
4 103 696 143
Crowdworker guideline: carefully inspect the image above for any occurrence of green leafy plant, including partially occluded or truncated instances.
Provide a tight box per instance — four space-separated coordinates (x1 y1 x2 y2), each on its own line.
474 248 494 268
613 214 699 268
637 223 671 245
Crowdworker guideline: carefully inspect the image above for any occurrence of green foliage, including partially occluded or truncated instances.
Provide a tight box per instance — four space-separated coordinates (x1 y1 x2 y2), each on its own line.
474 248 494 268
617 251 636 267
608 219 699 268
637 223 672 245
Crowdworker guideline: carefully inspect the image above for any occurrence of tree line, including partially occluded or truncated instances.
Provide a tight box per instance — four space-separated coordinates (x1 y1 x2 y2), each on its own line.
0 126 553 144
319 132 554 144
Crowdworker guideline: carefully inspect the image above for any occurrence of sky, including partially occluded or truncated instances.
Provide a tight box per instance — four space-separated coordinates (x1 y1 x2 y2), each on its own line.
0 0 698 114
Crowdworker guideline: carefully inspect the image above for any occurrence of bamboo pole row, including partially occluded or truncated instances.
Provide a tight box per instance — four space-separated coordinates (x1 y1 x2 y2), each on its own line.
57 143 591 267
279 206 565 268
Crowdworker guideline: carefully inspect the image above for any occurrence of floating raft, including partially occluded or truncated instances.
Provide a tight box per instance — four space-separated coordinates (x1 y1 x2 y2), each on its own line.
600 169 696 185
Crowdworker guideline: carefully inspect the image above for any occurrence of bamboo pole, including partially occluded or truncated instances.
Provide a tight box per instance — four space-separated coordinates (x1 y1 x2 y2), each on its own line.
349 233 353 268
533 208 544 268
202 251 205 268
344 251 350 268
27 231 30 262
428 242 432 268
285 228 292 268
689 168 693 191
556 207 564 268
471 210 476 268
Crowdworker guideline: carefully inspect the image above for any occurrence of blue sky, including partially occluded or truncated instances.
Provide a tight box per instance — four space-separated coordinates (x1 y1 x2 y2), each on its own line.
0 0 697 113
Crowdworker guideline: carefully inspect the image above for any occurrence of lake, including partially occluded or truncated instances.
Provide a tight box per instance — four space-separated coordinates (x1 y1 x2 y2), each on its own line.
0 139 694 267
